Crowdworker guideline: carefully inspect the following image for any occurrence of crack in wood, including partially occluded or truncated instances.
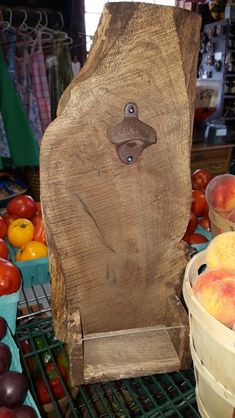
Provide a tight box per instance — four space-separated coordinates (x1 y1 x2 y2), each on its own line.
75 192 116 253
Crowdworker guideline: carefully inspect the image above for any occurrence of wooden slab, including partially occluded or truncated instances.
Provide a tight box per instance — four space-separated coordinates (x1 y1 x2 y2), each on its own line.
40 3 201 384
84 326 180 383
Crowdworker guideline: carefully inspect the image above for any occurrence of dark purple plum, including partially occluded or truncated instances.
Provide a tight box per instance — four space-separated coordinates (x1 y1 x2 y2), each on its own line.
14 405 37 418
0 371 29 408
0 343 11 369
0 318 7 341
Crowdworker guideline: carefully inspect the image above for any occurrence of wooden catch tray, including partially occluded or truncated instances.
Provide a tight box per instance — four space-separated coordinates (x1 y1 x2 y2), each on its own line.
81 294 190 383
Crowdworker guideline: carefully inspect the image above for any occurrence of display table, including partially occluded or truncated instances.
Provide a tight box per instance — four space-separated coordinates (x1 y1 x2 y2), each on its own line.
191 142 235 175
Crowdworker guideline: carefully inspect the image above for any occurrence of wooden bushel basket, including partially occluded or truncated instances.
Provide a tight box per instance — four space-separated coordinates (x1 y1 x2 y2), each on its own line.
183 251 235 418
209 209 235 237
40 3 201 385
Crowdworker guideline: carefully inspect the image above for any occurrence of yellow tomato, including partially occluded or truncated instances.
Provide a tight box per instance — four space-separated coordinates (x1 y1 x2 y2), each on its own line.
16 241 48 261
7 218 35 248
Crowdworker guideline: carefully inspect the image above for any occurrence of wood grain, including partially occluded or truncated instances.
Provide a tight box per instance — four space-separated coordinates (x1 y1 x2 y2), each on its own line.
40 3 201 384
84 327 180 383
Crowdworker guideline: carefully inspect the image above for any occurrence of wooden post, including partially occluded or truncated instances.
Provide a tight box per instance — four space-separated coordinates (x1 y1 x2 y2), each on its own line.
40 3 201 385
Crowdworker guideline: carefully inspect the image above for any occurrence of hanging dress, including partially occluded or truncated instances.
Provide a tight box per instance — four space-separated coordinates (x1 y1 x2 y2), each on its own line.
15 44 43 146
0 45 39 168
30 35 51 135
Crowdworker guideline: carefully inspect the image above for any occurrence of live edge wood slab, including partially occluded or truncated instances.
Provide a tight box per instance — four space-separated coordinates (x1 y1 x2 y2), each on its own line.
40 3 201 385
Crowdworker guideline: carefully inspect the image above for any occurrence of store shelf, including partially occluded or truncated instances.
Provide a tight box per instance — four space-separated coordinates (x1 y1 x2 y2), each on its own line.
14 315 199 418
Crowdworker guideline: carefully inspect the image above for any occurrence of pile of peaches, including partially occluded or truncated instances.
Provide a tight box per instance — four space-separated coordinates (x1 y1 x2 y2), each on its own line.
206 173 235 225
183 170 235 244
193 231 235 331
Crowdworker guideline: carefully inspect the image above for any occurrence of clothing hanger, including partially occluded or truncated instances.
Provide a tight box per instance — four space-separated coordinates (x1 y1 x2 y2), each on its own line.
0 10 10 32
57 12 64 29
16 10 51 48
39 11 73 47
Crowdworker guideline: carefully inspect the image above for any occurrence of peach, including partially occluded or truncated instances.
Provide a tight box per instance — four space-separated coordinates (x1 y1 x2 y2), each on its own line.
193 269 235 328
205 174 235 213
206 231 235 271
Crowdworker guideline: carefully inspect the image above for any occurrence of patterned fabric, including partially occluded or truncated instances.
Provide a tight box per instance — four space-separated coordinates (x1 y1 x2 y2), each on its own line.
0 114 10 158
15 48 43 146
5 28 17 83
31 38 51 134
46 54 61 121
53 37 74 94
45 36 74 120
0 45 39 167
0 28 16 158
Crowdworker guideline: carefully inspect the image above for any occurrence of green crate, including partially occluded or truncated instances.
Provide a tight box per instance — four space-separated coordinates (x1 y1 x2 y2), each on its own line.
16 318 200 418
7 243 50 288
3 327 42 417
0 287 21 334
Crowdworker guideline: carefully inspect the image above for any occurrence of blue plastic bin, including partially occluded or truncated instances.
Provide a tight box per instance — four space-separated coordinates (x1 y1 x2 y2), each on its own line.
3 327 42 417
0 287 21 334
7 243 50 288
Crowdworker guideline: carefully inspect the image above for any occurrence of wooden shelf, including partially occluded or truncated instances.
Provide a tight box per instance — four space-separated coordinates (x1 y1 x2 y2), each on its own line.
225 73 235 78
192 141 235 151
224 95 235 99
191 142 235 175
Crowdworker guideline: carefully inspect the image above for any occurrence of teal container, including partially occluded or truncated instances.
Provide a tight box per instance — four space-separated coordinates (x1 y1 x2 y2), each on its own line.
14 258 49 288
0 288 21 334
3 327 42 417
7 243 50 288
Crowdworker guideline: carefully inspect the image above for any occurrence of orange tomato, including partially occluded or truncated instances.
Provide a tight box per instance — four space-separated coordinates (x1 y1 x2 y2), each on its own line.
16 241 48 261
7 218 35 248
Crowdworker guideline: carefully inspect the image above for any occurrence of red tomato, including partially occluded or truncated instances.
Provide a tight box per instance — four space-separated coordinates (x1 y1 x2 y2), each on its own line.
186 211 198 234
182 231 190 243
198 216 211 231
2 214 18 227
0 258 21 296
0 408 15 418
7 195 37 220
203 199 209 215
0 240 8 259
33 216 46 244
0 217 7 239
35 202 42 215
191 190 207 217
191 169 212 191
188 233 208 244
32 213 41 226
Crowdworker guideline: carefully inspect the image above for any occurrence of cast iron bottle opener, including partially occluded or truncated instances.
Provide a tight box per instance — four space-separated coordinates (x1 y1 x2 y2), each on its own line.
107 103 157 165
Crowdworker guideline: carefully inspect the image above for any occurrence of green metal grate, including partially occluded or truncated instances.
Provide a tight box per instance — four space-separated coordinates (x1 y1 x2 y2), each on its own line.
15 318 199 418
